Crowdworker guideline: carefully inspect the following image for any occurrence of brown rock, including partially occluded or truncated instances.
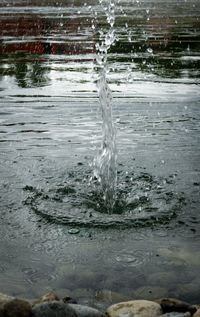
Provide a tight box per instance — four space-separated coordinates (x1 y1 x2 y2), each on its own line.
33 291 59 305
62 296 77 304
162 313 191 317
0 293 14 307
155 298 197 315
0 293 15 317
193 309 200 317
3 299 32 317
106 300 162 317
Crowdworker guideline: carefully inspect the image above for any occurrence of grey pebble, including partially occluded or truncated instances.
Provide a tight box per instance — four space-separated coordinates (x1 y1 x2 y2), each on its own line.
162 312 191 317
68 304 105 317
32 301 78 317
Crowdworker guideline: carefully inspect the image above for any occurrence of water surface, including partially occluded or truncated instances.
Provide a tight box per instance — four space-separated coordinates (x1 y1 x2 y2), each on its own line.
0 0 200 306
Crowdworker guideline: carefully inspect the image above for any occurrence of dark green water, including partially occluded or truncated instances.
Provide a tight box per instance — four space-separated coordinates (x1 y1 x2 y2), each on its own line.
0 0 200 307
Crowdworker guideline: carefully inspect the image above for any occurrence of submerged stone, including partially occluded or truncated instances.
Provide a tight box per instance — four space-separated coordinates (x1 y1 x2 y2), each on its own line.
134 286 168 300
106 300 162 317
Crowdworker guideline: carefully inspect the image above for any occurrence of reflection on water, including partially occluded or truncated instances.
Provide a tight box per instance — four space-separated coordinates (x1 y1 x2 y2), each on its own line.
0 53 49 88
0 0 199 90
0 0 200 305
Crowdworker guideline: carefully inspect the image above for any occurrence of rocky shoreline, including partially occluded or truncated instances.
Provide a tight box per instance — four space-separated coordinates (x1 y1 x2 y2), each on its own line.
0 291 199 317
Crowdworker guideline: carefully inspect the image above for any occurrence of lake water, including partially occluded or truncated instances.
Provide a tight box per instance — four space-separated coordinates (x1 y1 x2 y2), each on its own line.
0 0 200 307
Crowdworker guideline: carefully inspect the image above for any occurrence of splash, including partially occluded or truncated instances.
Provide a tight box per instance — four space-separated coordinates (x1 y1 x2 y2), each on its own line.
92 0 117 213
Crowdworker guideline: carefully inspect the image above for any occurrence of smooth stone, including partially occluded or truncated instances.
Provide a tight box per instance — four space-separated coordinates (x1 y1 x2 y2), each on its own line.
2 299 32 317
33 291 60 305
68 304 104 317
155 298 197 315
194 309 200 317
106 300 162 317
32 301 78 317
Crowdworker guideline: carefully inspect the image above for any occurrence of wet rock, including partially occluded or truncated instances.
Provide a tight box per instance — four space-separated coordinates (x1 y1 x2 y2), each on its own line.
3 299 32 317
69 304 104 317
155 298 197 315
55 288 77 304
32 301 78 317
106 300 162 317
162 313 191 317
62 296 78 304
0 293 14 307
193 309 200 317
33 291 60 305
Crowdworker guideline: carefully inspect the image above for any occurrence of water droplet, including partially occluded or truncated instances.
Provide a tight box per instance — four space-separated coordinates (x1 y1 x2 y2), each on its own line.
68 229 80 234
147 47 153 54
128 32 132 42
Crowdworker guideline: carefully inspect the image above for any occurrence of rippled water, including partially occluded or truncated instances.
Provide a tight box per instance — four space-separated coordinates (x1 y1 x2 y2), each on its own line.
0 0 200 305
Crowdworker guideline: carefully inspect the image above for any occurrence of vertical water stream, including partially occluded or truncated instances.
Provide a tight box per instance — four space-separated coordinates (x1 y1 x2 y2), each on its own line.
93 0 117 213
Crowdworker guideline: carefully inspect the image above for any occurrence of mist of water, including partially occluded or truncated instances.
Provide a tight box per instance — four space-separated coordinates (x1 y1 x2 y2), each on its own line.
92 0 117 213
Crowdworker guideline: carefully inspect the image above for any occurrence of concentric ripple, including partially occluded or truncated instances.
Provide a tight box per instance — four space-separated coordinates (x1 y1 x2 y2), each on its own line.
23 167 186 229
